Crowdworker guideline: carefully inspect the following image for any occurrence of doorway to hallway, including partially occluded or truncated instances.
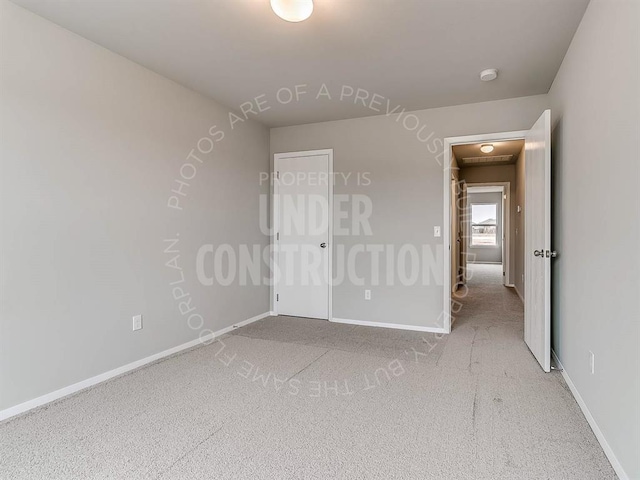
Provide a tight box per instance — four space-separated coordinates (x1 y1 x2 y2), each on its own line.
443 110 553 372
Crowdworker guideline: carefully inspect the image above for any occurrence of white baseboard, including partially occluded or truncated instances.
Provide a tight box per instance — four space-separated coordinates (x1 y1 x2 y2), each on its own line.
0 311 271 423
331 317 447 334
224 311 273 332
551 350 629 480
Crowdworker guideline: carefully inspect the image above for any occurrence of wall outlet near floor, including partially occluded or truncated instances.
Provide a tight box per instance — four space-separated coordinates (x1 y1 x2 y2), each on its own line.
132 314 143 331
589 351 595 374
364 289 371 300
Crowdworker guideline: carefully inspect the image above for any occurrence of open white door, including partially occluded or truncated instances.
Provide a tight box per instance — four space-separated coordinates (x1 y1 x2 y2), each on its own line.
524 110 552 372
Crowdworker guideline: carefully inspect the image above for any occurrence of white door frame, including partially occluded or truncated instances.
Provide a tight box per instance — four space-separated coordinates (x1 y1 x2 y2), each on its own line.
464 182 511 286
272 149 334 320
442 131 527 333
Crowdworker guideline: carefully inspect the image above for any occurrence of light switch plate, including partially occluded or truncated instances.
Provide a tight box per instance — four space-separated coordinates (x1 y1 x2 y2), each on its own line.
434 226 441 237
133 315 143 331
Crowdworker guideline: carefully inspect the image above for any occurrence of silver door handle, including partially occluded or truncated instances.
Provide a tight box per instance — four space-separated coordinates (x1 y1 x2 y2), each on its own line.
320 243 327 248
546 250 558 258
534 249 544 257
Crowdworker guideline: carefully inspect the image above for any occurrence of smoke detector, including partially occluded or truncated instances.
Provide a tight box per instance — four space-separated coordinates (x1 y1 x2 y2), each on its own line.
480 69 498 81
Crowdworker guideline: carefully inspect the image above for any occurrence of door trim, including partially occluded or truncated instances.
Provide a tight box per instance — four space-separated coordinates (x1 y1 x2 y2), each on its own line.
272 149 334 320
442 131 527 333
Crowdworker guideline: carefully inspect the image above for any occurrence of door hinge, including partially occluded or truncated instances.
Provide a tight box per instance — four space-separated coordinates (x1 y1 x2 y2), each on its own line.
276 294 279 301
276 171 279 179
276 232 279 241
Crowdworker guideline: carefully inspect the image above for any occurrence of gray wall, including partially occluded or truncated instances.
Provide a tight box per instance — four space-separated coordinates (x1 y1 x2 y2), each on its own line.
271 95 548 328
0 2 270 410
514 147 526 300
466 191 502 264
549 0 640 477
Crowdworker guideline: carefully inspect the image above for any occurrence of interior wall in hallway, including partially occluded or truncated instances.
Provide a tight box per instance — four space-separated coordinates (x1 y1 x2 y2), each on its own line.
450 155 461 290
514 147 525 301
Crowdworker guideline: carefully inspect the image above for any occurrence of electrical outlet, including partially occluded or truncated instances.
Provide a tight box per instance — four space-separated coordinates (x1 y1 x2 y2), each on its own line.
132 314 143 331
434 226 441 237
589 351 595 374
364 289 371 300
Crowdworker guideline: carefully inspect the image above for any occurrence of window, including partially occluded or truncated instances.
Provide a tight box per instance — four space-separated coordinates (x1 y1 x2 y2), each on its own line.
471 203 497 246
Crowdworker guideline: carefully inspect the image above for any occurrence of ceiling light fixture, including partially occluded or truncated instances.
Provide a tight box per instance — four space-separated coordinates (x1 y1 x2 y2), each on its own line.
479 68 498 81
271 0 313 22
480 144 494 153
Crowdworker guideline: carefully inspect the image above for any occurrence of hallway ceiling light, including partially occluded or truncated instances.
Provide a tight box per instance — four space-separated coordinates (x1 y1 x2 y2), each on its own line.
271 0 314 22
480 144 494 153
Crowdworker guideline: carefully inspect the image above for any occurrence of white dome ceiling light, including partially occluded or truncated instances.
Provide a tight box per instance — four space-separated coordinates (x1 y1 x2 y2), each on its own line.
479 68 498 82
480 144 494 154
271 0 314 22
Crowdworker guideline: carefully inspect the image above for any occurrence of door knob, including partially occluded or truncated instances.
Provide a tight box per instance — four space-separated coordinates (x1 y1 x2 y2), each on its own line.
320 243 327 248
546 250 558 258
533 249 544 257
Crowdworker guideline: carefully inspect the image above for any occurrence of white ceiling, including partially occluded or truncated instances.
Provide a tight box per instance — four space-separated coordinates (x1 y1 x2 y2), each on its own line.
11 0 589 127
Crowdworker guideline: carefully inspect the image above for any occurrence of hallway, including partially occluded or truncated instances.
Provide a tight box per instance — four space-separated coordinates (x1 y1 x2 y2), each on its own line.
453 262 523 331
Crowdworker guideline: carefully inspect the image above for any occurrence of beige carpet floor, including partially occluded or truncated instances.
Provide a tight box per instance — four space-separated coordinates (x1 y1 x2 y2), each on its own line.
0 264 616 479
